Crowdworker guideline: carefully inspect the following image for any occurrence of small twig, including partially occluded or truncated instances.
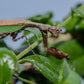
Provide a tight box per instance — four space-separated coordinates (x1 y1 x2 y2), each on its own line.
14 75 37 84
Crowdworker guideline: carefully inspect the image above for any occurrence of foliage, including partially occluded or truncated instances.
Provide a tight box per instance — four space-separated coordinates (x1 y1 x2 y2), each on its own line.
0 4 84 84
0 48 16 84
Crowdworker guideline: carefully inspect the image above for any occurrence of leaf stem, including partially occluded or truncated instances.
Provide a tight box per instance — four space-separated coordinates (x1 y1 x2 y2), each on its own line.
57 16 72 28
14 75 37 84
17 38 42 60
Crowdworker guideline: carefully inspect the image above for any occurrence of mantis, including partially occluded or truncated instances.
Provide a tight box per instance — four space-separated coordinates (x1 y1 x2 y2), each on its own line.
0 19 69 59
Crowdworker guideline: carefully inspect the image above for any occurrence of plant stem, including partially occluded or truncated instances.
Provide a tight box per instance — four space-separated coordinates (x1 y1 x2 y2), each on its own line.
14 75 37 84
57 16 72 28
57 4 84 28
17 38 42 60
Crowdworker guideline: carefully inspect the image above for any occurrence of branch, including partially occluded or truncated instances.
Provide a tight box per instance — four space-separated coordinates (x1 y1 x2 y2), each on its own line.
14 75 37 84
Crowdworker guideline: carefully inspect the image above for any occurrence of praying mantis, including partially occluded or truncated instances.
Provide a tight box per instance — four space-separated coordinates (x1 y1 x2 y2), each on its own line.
0 19 69 59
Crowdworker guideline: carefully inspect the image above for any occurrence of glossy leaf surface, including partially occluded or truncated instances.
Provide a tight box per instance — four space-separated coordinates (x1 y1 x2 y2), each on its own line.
19 55 59 84
0 48 16 84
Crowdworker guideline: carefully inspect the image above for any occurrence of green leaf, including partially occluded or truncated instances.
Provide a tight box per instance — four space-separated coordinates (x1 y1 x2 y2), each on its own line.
0 25 23 33
24 30 31 35
58 59 70 84
71 19 84 40
19 55 59 84
0 39 7 47
53 40 84 60
22 35 37 46
0 48 16 84
72 5 84 18
71 55 84 76
24 28 42 39
77 19 84 28
63 71 81 84
64 16 79 31
16 63 25 74
22 27 42 47
58 59 81 84
29 12 53 23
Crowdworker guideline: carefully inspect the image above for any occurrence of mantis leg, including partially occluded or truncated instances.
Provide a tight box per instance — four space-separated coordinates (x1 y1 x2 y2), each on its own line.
41 31 48 50
41 31 69 60
0 32 11 39
11 33 39 56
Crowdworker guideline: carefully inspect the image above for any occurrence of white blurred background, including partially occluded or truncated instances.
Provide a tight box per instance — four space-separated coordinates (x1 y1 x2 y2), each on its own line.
0 0 84 21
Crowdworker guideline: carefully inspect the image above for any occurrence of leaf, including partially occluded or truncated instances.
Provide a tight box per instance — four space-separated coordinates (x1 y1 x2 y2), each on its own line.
24 30 31 35
53 40 84 60
0 48 16 84
22 28 42 48
58 59 70 84
22 35 37 46
58 59 81 84
71 55 84 76
76 19 84 28
0 39 7 47
24 28 42 39
64 16 79 31
46 20 54 26
74 19 84 36
63 70 81 84
16 63 25 74
72 5 84 18
19 55 59 84
29 12 53 23
0 25 23 33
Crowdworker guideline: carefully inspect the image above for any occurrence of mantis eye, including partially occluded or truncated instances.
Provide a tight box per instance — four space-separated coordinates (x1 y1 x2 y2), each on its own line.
50 29 54 32
48 27 54 32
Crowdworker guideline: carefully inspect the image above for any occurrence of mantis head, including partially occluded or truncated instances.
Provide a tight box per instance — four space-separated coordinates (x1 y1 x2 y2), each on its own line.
48 26 62 38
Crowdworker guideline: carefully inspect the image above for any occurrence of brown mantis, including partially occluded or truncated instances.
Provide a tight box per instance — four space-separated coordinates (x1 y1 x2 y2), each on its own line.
0 19 69 59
